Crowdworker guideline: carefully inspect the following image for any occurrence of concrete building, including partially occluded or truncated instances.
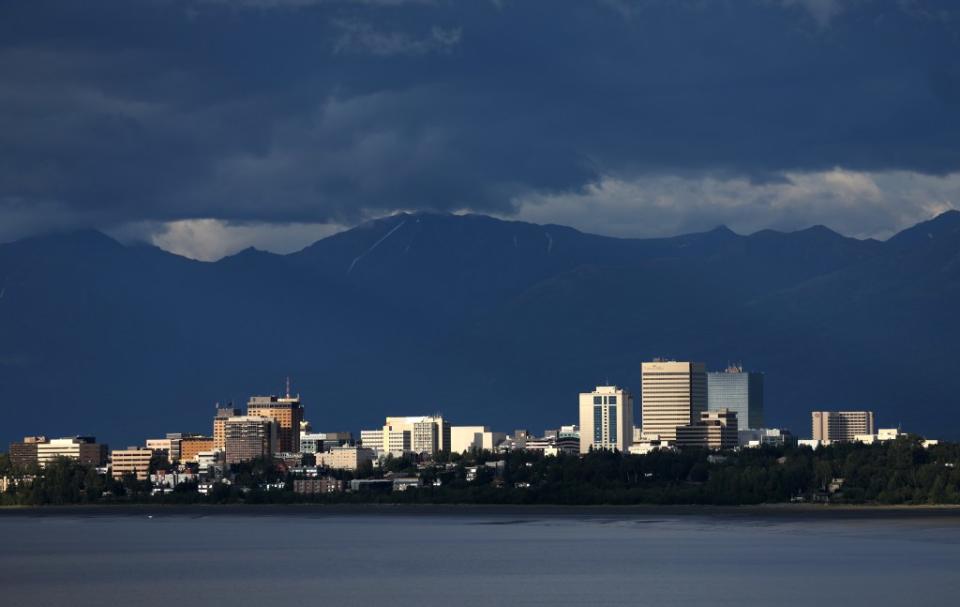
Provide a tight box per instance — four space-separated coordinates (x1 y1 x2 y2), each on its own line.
146 438 173 459
675 409 739 450
738 428 794 448
8 436 47 469
708 365 764 430
316 446 376 471
111 448 154 480
449 426 506 453
180 436 215 463
360 416 450 457
247 391 304 454
195 450 220 473
579 386 634 453
642 360 707 442
300 432 353 454
213 405 242 451
811 411 875 443
36 437 107 468
224 416 276 465
293 478 343 495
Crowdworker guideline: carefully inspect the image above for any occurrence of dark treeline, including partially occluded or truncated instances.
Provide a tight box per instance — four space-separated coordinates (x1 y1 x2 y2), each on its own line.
3 437 960 507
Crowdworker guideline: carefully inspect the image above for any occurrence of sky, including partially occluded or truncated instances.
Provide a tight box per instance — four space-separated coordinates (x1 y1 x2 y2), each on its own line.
2 0 960 260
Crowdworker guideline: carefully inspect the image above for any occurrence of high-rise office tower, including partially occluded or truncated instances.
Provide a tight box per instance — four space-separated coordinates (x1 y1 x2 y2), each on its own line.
224 416 277 465
213 404 242 452
641 360 707 442
247 386 304 454
707 365 764 430
811 411 875 442
579 386 634 454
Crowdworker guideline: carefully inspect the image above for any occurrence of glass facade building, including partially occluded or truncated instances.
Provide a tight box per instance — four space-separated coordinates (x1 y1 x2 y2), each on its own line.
707 367 764 430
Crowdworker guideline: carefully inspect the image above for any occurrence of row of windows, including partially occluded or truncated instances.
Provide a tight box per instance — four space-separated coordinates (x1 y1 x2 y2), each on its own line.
592 395 618 405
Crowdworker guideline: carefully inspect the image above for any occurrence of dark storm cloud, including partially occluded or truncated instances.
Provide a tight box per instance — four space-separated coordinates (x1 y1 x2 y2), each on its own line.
1 0 959 238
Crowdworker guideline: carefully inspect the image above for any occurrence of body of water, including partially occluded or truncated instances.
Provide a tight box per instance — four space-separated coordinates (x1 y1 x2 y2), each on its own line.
2 508 958 606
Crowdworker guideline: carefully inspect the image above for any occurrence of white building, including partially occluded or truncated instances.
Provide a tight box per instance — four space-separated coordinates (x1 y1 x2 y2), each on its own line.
449 426 506 453
360 416 451 457
579 386 634 454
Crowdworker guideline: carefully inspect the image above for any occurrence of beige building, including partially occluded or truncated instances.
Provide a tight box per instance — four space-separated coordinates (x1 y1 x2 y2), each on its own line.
811 411 875 442
675 409 739 450
641 360 707 442
224 416 277 465
450 426 506 453
248 393 304 454
36 437 107 468
316 446 377 471
213 405 242 451
111 448 154 480
360 416 451 457
579 386 634 454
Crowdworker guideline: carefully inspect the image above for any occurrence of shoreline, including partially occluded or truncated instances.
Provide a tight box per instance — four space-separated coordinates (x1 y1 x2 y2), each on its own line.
4 502 960 520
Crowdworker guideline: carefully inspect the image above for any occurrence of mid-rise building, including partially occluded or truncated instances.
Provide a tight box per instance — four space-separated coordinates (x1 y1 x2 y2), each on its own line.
360 416 450 457
146 438 173 459
36 437 108 468
247 389 304 454
180 436 215 463
8 436 47 469
300 432 353 454
111 448 154 480
213 404 242 451
641 360 707 442
316 446 377 471
449 426 507 453
675 409 739 450
708 365 764 430
224 416 277 465
811 411 875 442
579 386 634 453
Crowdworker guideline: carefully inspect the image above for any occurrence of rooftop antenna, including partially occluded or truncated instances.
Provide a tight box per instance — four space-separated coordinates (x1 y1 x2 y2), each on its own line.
285 376 292 398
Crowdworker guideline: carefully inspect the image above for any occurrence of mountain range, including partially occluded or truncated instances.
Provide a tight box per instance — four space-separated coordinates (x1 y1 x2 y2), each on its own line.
2 210 960 448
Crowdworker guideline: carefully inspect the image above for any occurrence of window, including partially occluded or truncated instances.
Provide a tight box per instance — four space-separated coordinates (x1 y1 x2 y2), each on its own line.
609 406 617 442
609 395 617 405
594 396 602 405
594 406 603 442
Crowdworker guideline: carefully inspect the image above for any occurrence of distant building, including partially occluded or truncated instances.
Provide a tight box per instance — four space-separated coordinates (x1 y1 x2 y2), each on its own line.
811 411 875 443
300 432 353 454
145 438 173 459
247 391 304 454
675 409 739 450
111 447 154 480
641 360 707 442
8 436 47 469
180 436 215 463
316 446 376 471
360 416 450 457
213 405 242 452
579 386 634 453
293 478 343 495
738 428 794 448
224 416 277 465
36 437 107 468
449 426 506 453
708 365 764 430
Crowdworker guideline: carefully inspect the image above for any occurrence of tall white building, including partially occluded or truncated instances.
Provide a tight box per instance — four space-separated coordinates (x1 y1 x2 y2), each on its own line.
579 386 634 454
641 360 707 442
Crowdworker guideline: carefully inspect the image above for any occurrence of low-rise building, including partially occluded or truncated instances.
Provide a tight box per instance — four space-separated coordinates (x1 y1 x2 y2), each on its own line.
8 436 47 469
675 409 739 450
316 446 376 471
738 428 795 448
36 437 108 468
811 411 875 443
111 447 154 480
449 426 507 453
300 431 353 454
293 478 343 495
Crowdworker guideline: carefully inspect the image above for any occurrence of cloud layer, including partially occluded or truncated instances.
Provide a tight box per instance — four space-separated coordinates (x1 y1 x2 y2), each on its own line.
2 0 959 250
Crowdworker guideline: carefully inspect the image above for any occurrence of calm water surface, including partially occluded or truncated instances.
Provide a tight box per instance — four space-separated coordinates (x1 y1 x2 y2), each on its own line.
1 509 958 606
